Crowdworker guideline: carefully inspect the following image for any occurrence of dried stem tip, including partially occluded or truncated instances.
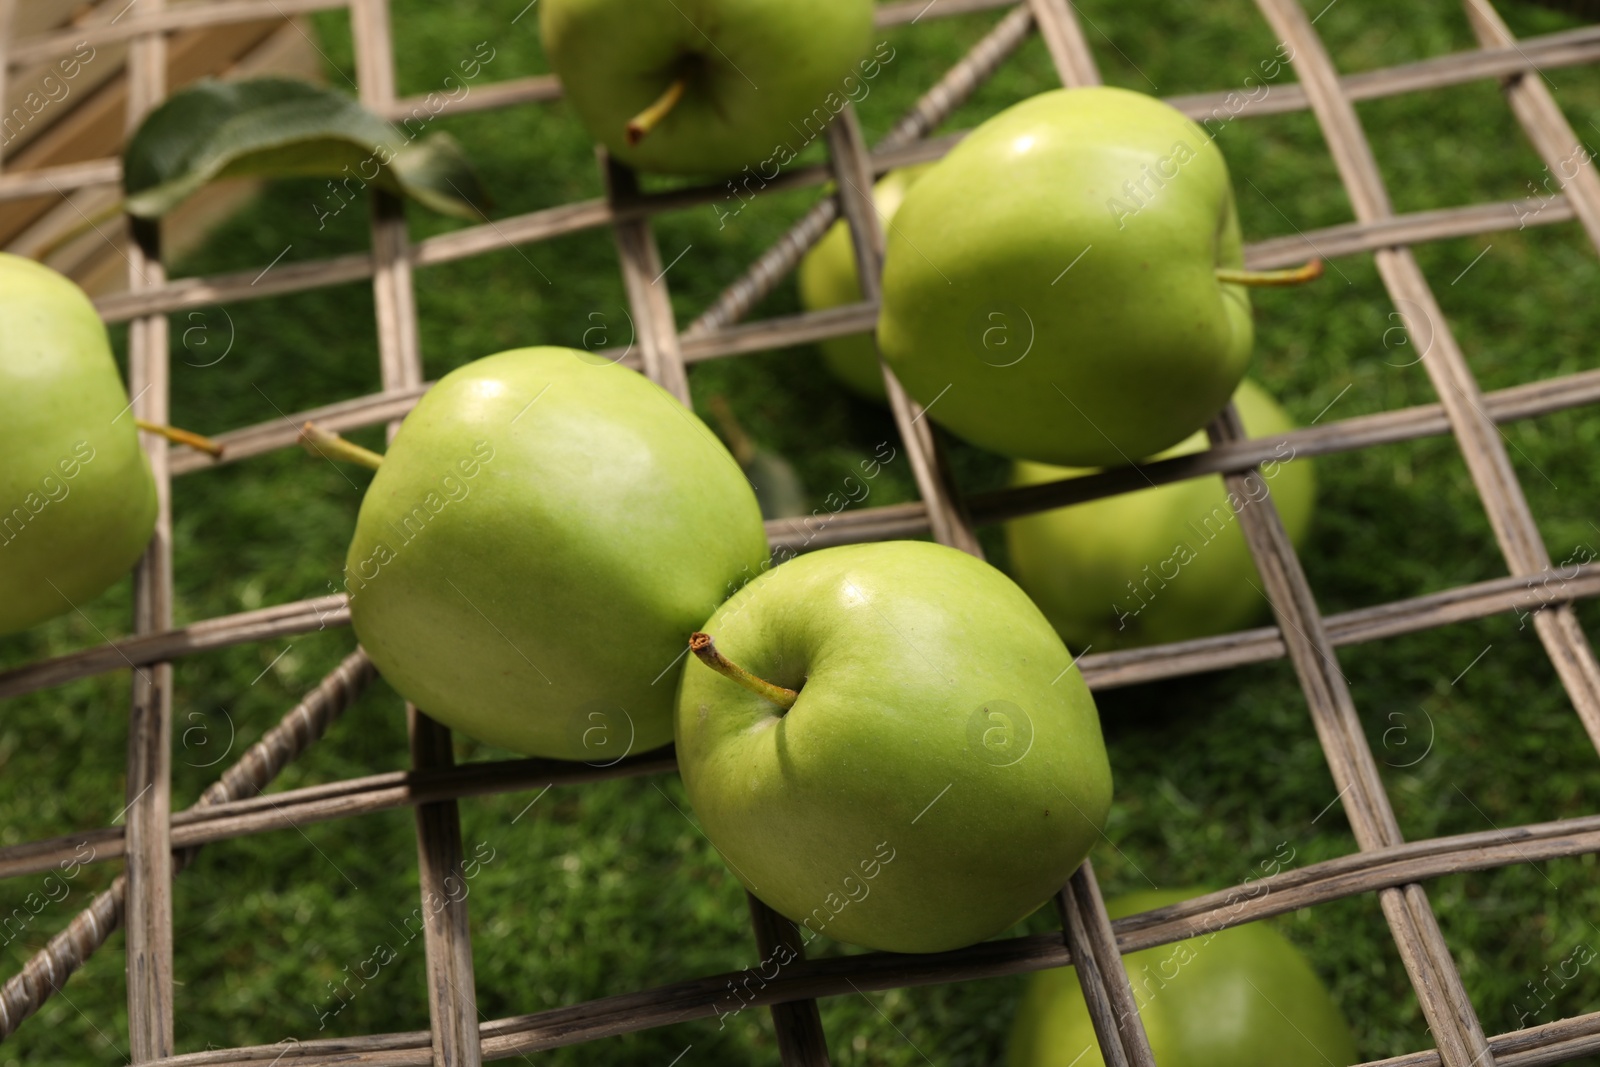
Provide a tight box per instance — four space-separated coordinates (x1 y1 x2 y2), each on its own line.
135 418 224 457
1215 258 1324 288
298 421 384 471
626 78 687 146
689 632 799 711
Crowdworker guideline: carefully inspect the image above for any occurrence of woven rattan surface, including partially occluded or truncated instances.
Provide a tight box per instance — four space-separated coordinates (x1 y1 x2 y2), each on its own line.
2 0 1599 1063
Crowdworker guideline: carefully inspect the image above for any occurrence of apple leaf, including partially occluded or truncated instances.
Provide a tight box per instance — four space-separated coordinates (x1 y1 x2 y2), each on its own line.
122 77 490 220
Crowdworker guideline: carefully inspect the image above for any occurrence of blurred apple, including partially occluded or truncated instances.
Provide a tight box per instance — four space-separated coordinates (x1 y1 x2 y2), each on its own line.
797 165 929 401
541 0 875 176
1005 379 1313 651
1009 888 1358 1067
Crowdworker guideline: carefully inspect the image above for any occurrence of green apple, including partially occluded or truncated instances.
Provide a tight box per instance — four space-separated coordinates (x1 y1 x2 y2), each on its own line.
344 347 768 760
1005 378 1314 652
1009 888 1358 1067
0 253 157 636
541 0 876 177
675 540 1112 953
878 86 1258 467
798 165 929 401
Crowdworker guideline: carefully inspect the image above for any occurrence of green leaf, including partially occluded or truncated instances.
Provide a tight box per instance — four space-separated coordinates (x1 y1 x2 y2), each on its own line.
122 77 490 220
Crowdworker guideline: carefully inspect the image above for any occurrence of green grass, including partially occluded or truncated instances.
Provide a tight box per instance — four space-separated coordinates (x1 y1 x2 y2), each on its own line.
4 0 1600 1062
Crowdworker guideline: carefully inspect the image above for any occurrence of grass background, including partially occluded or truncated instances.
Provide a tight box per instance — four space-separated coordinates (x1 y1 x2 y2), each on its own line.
3 0 1600 1062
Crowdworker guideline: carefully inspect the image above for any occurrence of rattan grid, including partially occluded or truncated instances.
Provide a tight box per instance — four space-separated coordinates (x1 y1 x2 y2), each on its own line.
1 0 1599 1063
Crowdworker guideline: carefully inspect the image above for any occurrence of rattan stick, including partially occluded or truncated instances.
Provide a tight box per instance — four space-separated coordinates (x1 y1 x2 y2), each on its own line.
0 651 373 1041
0 0 11 173
0 595 347 701
1210 391 1491 1066
1028 0 1100 85
9 364 1600 707
87 160 1573 331
686 4 1035 338
875 0 1016 26
746 895 833 1066
824 106 983 556
379 74 561 123
408 709 483 1067
123 12 177 1055
603 153 693 405
351 0 486 1057
1013 12 1161 1065
1463 2 1600 272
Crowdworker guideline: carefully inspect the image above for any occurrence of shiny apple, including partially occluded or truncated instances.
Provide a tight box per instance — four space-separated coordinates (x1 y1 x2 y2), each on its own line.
345 347 769 760
878 86 1255 467
675 540 1112 953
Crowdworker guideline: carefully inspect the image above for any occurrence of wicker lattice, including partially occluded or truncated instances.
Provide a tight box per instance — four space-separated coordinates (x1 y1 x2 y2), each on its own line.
3 0 1600 1063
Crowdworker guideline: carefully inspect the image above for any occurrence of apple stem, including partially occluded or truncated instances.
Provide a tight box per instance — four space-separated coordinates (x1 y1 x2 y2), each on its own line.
298 420 384 471
626 78 687 146
689 632 799 711
1215 258 1324 287
134 418 224 457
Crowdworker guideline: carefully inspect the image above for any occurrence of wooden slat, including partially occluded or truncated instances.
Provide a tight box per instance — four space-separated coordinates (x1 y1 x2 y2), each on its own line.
123 3 175 1056
4 0 346 68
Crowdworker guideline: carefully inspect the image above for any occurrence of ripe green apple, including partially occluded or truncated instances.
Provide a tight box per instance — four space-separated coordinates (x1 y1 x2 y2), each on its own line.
877 86 1255 467
1005 378 1314 652
0 253 157 636
675 540 1112 953
344 348 768 760
797 165 929 401
1009 888 1358 1067
540 0 875 176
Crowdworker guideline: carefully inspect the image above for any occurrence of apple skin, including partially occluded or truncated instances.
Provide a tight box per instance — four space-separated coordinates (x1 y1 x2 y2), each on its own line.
675 540 1112 954
0 253 157 636
1009 888 1358 1067
877 86 1254 467
540 0 875 177
1005 379 1314 652
345 348 769 761
797 166 929 401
